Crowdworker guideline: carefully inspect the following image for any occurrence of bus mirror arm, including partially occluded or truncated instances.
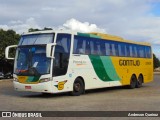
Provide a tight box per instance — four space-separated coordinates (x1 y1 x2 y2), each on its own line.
5 45 18 60
46 43 57 58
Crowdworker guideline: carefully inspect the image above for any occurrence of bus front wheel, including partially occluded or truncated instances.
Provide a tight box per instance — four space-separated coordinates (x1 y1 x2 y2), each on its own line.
71 78 84 96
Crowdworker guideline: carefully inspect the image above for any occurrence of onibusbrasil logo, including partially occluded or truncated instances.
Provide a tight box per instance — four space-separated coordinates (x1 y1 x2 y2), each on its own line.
1 112 42 118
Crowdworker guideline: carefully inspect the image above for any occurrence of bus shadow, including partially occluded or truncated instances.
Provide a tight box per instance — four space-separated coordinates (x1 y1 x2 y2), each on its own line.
84 85 150 95
17 86 125 98
85 86 124 95
1 84 151 98
0 85 69 98
22 85 151 98
22 92 70 98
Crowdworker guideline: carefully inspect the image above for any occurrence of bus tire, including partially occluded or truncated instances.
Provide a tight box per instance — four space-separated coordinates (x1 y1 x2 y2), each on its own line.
136 74 143 88
71 78 84 96
129 75 137 89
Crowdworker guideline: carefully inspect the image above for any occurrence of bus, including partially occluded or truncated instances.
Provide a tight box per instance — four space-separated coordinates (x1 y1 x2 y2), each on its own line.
5 30 153 96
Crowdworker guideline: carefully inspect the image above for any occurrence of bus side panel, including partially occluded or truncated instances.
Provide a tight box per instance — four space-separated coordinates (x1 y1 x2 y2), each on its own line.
111 57 153 86
70 55 122 90
143 58 153 83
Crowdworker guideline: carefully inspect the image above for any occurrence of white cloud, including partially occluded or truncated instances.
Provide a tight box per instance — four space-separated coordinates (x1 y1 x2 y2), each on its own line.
1 0 160 57
0 17 41 33
63 18 106 33
1 0 160 45
119 16 160 44
0 18 106 34
9 20 23 24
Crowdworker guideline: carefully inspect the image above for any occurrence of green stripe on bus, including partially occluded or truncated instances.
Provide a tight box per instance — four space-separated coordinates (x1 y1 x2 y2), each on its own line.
100 56 120 81
89 55 120 81
77 32 101 39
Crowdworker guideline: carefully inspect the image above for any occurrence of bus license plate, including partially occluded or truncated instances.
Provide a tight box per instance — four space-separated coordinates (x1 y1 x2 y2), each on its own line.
25 86 31 89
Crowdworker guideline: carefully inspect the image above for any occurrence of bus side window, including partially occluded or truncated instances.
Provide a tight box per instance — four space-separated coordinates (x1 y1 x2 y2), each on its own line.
120 43 126 57
100 40 106 56
118 44 122 56
90 40 94 54
111 43 116 56
81 40 86 54
77 40 84 54
132 45 138 57
145 46 151 58
126 45 130 57
129 45 133 57
73 36 86 54
138 45 145 58
105 42 110 56
109 44 113 55
93 40 101 55
115 43 119 56
92 40 97 55
85 40 91 55
97 44 101 55
73 39 78 54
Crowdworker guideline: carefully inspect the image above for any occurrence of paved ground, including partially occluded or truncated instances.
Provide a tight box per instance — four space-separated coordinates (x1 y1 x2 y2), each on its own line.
0 74 160 120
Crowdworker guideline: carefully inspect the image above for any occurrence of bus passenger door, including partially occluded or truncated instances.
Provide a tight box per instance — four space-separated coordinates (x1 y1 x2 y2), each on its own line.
52 34 71 77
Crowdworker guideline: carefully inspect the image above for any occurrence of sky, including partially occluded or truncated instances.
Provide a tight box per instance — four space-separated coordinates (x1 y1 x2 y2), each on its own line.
0 0 160 58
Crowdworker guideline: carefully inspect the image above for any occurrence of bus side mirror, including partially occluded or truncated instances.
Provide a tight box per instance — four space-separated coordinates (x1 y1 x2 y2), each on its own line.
46 43 57 58
5 45 18 60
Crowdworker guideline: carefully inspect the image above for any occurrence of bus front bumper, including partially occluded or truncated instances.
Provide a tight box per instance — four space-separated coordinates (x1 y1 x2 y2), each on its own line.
13 81 55 93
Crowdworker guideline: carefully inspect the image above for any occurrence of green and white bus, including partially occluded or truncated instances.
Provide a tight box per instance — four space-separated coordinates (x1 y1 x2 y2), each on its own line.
5 30 153 95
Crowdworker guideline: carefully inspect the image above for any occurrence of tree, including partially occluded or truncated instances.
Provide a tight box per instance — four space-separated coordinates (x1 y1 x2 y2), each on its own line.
153 53 160 69
44 27 53 30
0 29 20 73
0 29 20 60
28 27 53 32
28 28 40 32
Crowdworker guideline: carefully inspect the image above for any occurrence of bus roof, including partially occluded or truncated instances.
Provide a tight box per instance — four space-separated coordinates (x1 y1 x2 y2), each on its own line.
22 30 151 46
89 32 151 46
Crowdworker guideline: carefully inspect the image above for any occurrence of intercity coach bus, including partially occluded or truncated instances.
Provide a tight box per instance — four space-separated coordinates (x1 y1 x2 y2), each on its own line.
5 30 153 96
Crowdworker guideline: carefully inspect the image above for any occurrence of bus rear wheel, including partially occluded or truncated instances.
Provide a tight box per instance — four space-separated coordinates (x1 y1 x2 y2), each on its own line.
129 75 137 89
71 78 84 96
136 75 143 88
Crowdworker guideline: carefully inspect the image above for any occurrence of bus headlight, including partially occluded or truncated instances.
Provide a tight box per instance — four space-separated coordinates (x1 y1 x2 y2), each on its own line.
13 77 18 82
39 78 52 83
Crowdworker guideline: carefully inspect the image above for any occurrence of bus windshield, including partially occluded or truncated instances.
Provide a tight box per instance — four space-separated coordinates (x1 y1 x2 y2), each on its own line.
14 46 51 76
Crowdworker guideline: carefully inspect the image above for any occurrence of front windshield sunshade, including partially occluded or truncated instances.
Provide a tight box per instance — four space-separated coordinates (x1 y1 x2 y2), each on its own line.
19 33 54 45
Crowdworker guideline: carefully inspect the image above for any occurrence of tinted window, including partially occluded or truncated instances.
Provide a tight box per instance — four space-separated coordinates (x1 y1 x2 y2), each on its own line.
115 43 119 56
19 34 54 45
138 45 145 58
145 46 152 58
53 33 71 76
73 36 86 54
86 40 91 54
126 44 130 57
73 35 151 58
132 45 138 57
94 40 102 55
118 43 126 57
105 42 110 55
100 40 106 56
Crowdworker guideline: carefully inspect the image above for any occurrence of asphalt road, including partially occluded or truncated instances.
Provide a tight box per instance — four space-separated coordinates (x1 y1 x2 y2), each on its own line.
0 74 160 120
